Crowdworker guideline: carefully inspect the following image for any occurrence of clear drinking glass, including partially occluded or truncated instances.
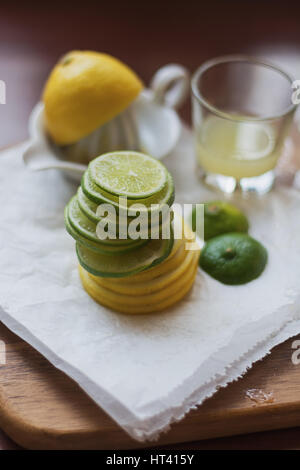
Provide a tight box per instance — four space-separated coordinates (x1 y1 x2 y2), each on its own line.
191 55 297 193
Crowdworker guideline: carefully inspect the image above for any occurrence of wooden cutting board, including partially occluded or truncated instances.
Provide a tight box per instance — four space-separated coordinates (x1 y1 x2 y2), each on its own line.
0 322 300 450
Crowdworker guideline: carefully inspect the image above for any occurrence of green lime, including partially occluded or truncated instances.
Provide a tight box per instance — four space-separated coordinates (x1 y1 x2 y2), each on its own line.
76 229 174 278
191 201 249 241
88 151 168 199
199 232 267 285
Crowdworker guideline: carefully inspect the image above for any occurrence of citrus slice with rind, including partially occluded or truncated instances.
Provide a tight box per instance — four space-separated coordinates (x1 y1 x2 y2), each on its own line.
91 248 199 295
76 228 174 278
78 262 198 314
88 151 168 199
107 240 186 284
65 206 147 255
67 196 140 245
81 171 174 215
85 252 198 306
107 214 196 282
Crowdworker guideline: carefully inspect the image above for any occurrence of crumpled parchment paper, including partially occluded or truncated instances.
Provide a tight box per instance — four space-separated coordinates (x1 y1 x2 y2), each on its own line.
1 127 300 441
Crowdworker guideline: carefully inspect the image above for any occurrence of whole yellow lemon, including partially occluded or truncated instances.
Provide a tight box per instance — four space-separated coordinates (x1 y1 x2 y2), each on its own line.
43 51 143 145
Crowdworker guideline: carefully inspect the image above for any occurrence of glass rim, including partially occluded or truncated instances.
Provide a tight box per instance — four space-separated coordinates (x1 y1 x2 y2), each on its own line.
191 54 297 122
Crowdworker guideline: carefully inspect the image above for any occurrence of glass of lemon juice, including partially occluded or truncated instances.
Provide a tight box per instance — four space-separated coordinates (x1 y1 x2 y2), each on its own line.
192 56 297 193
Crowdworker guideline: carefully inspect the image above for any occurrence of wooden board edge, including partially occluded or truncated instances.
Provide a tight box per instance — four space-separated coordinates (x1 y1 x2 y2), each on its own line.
1 393 300 449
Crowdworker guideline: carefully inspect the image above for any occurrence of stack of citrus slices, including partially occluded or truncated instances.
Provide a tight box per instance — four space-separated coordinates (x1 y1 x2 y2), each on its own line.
64 151 200 314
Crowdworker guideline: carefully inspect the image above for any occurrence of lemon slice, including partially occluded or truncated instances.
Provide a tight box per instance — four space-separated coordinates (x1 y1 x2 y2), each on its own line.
85 252 198 305
107 214 196 282
92 249 199 295
88 151 168 199
107 240 186 283
79 262 198 314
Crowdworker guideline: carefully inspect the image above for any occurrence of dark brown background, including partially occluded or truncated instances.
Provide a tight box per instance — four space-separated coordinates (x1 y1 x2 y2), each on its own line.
1 0 300 450
2 0 300 148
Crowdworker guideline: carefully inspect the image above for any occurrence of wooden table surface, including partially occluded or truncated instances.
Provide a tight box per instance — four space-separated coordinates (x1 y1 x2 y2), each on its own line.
1 0 300 450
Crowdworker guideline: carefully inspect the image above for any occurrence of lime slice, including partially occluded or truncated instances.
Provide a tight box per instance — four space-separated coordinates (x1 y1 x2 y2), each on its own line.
77 186 134 224
81 171 119 207
67 196 143 246
88 151 168 199
67 195 173 243
65 206 147 255
81 171 174 215
77 187 99 224
67 196 103 243
92 172 174 208
76 229 174 278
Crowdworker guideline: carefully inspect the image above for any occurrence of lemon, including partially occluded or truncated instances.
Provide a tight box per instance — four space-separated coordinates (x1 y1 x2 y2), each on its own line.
200 232 267 285
43 50 143 145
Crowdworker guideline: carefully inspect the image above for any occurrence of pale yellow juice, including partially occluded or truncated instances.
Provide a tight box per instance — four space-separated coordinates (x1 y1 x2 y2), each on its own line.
196 116 284 179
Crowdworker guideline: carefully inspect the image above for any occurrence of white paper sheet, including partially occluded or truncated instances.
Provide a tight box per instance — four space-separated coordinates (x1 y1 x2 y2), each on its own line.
1 128 300 441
